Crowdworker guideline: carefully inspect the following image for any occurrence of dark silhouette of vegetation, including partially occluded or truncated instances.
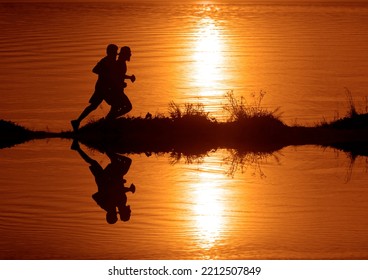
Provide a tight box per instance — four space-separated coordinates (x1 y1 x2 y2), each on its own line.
318 88 368 130
73 93 286 155
2 92 368 160
0 120 68 149
0 120 34 149
224 90 281 122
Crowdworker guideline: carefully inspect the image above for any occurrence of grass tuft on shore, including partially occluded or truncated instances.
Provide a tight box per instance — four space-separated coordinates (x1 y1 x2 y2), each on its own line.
223 90 282 122
318 89 368 130
168 102 213 121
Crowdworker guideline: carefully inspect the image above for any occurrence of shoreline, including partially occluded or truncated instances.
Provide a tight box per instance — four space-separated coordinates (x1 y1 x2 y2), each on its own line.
2 112 368 158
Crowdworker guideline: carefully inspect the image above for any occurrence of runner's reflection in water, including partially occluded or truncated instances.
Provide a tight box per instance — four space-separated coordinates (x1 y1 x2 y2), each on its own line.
71 141 136 224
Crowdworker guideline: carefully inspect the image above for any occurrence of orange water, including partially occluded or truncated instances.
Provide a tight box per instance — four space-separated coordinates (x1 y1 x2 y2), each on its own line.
1 2 368 130
0 139 368 259
1 2 368 260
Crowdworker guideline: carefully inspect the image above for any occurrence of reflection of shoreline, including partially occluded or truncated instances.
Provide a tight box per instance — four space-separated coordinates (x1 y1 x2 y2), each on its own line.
2 114 368 160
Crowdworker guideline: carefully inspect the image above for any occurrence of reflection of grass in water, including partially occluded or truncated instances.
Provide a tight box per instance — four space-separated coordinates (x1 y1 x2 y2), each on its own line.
167 148 278 178
223 149 280 178
169 150 208 165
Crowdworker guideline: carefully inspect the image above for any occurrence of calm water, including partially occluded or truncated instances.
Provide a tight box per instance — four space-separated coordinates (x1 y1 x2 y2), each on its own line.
1 1 368 130
1 140 368 259
1 1 368 260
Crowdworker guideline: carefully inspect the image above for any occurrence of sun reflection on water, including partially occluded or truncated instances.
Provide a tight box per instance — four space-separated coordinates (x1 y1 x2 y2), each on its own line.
188 4 231 121
193 17 224 96
189 168 228 254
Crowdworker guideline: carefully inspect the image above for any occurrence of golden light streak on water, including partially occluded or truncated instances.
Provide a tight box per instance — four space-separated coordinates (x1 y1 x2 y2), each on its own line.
192 172 226 250
193 17 224 97
184 153 233 257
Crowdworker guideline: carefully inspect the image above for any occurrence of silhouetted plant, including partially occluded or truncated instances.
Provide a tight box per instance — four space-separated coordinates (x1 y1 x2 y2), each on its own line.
345 88 358 117
223 90 281 122
318 89 368 129
168 101 210 120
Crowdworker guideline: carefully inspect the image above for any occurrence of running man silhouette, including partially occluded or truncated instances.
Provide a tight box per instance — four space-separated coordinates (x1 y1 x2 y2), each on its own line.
71 44 118 131
106 46 136 119
71 140 136 224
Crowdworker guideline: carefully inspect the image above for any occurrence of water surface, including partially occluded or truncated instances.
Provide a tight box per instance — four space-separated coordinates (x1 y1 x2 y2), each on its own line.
1 1 368 260
0 139 368 259
1 2 368 130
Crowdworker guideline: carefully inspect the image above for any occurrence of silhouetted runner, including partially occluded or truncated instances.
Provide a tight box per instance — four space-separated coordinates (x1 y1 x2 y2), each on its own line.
106 46 136 119
71 140 136 224
71 44 118 131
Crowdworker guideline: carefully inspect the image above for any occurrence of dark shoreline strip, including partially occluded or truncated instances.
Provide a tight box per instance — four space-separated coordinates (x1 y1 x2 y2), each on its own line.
2 115 368 159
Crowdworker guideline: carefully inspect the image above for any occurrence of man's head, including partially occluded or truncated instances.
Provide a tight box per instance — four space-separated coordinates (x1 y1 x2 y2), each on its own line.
119 205 131 222
118 46 132 61
106 44 118 57
106 210 118 224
